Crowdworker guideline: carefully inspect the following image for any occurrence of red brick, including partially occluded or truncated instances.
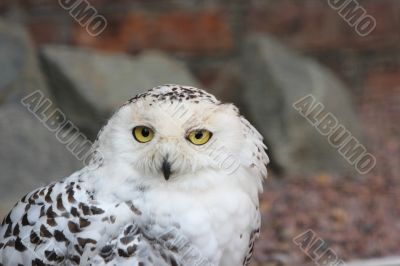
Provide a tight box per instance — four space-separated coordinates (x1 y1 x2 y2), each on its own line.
362 69 400 120
247 0 305 35
347 0 400 51
72 9 234 55
156 10 233 54
247 0 400 53
73 13 152 52
366 70 400 93
247 1 342 49
19 0 105 8
360 69 400 142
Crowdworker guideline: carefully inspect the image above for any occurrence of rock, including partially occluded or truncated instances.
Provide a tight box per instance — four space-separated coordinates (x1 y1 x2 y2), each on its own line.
0 20 69 216
241 35 363 176
0 103 82 215
0 19 50 104
208 62 248 113
40 46 200 138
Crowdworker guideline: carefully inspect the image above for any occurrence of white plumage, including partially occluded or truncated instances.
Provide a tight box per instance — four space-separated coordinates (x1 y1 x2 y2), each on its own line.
0 85 269 266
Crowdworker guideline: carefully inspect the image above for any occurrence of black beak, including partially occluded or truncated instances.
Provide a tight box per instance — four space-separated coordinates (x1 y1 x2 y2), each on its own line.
162 159 171 180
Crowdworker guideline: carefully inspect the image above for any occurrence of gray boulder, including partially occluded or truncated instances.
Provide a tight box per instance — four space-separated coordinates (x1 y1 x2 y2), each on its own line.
40 46 200 138
0 20 79 216
0 20 51 104
208 63 248 113
0 103 82 216
241 35 363 176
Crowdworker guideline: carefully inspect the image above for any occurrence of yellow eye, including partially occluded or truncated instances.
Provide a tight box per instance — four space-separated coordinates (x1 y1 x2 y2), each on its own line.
187 129 212 145
133 126 154 143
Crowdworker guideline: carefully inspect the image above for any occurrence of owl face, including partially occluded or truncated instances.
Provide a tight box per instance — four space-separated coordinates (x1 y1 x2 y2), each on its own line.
97 86 245 182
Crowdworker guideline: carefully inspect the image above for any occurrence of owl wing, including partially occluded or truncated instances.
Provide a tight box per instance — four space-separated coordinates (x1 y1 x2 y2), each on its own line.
0 174 113 265
238 116 267 265
240 116 269 178
0 173 203 266
242 227 260 266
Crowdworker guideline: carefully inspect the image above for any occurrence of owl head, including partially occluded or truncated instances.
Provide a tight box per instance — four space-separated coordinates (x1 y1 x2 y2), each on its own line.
94 85 268 191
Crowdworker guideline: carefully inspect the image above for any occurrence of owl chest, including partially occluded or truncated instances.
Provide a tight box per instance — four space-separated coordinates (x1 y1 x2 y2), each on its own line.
141 188 258 266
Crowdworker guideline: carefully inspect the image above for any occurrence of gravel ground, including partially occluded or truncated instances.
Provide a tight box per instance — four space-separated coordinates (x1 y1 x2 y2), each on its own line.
251 172 400 266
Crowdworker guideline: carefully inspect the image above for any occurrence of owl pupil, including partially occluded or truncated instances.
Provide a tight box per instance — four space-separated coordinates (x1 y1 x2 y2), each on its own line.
195 132 203 139
142 128 150 137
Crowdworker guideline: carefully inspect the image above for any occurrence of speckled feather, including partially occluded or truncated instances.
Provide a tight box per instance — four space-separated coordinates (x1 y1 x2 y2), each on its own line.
0 172 185 266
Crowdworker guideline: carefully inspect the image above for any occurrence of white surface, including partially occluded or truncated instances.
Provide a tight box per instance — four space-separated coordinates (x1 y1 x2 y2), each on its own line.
347 257 400 266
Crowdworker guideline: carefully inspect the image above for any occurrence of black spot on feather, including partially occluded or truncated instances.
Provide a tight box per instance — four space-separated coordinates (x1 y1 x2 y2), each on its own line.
45 250 64 263
90 205 105 215
45 185 54 203
79 217 91 228
70 207 79 217
12 223 20 236
4 239 15 248
3 224 12 238
71 255 80 264
32 258 46 266
120 235 134 245
127 245 137 256
39 205 46 217
118 248 129 257
77 237 97 248
67 190 76 203
47 218 57 227
68 221 81 233
54 230 68 243
46 206 57 219
15 237 27 252
78 203 90 215
74 244 83 255
2 212 11 226
30 230 41 244
125 201 142 215
21 213 32 226
56 194 66 211
40 225 52 238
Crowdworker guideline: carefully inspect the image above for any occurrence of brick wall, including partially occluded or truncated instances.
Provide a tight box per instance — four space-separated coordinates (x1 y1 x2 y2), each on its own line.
1 0 399 95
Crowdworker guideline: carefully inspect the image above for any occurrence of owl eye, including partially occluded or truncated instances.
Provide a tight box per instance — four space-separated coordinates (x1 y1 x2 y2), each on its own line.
187 129 212 145
133 126 154 143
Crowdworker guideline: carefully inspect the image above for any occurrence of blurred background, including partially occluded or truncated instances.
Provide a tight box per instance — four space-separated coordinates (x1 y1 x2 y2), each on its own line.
0 0 399 265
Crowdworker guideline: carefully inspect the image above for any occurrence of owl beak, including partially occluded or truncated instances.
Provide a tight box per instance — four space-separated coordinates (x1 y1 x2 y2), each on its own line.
162 158 171 180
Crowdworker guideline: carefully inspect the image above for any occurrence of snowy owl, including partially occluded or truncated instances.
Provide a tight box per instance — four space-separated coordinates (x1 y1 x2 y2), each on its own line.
0 85 268 266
